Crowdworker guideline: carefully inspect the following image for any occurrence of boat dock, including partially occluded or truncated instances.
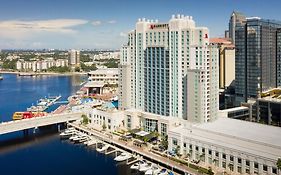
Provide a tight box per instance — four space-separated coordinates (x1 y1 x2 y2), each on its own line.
68 123 198 175
27 95 61 112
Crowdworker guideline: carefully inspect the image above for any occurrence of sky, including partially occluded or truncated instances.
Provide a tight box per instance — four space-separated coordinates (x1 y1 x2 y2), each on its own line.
0 0 280 50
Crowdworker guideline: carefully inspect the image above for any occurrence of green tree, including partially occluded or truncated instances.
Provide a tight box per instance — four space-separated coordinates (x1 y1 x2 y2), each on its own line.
103 58 119 68
81 114 89 125
80 54 91 62
47 66 71 73
277 158 281 172
160 135 168 150
174 145 180 156
80 62 97 72
2 60 17 70
74 66 81 72
102 122 107 131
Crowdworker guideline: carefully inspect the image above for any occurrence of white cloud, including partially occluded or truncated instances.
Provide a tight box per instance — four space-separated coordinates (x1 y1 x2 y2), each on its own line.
0 19 88 39
92 20 102 26
119 32 127 37
108 20 117 24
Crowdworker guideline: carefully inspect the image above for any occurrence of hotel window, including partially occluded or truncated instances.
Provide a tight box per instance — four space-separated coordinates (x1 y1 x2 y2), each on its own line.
254 162 258 169
127 115 131 129
272 167 277 174
263 165 267 172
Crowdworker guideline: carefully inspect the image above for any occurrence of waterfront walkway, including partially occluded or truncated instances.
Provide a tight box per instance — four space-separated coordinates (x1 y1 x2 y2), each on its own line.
0 113 82 135
68 123 202 175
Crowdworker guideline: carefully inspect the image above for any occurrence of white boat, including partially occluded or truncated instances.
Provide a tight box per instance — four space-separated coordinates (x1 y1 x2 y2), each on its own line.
97 144 109 152
76 137 89 143
86 140 97 146
139 163 152 172
145 164 161 175
60 132 73 139
130 160 147 170
69 133 83 141
114 152 132 161
157 168 168 175
73 134 88 142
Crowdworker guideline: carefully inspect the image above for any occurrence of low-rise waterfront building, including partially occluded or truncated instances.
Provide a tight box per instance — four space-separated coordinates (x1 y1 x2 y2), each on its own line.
16 59 68 72
168 117 281 175
93 51 120 61
85 68 118 95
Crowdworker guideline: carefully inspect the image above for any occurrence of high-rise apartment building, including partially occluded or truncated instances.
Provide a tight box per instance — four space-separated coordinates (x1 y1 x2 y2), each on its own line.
229 11 246 44
69 49 80 67
235 17 281 105
210 38 235 90
119 15 219 123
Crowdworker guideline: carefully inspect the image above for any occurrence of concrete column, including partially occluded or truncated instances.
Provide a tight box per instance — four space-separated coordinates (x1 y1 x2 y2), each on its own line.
226 154 230 171
250 161 255 174
241 159 246 174
268 166 272 175
212 150 216 165
268 102 272 124
234 156 238 172
257 101 260 122
219 152 223 168
205 148 209 163
192 144 196 160
258 163 263 174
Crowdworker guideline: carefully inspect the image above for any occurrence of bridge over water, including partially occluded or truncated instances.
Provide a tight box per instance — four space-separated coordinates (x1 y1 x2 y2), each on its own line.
0 113 82 135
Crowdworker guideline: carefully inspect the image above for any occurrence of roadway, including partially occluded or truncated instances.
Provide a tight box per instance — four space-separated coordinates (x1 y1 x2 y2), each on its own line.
0 112 82 135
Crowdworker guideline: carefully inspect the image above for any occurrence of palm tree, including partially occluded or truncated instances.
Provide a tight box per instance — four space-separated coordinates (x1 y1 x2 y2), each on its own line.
276 158 281 173
200 153 205 161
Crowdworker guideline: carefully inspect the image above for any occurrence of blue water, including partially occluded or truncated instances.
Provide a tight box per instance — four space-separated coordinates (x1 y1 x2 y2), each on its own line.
0 74 134 175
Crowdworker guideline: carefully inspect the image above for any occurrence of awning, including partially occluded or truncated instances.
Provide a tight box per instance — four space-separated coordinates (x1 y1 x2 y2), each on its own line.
135 130 149 137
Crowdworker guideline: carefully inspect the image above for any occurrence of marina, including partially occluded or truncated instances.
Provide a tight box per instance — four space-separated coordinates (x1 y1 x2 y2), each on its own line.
59 127 181 175
65 123 196 175
27 95 62 112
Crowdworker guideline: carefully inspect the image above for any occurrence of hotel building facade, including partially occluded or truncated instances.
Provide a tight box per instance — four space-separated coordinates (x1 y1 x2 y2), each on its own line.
119 14 219 123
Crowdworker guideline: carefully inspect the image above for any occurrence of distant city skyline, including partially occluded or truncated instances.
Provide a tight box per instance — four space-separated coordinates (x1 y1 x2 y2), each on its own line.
0 0 280 49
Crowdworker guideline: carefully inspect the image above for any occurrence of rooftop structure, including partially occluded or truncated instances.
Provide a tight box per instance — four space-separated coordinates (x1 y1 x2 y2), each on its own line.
168 117 281 174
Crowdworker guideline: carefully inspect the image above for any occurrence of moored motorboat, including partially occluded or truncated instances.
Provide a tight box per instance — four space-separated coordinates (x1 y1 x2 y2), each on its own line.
139 163 152 172
130 160 148 170
86 140 97 146
97 144 109 152
114 152 132 161
145 164 161 175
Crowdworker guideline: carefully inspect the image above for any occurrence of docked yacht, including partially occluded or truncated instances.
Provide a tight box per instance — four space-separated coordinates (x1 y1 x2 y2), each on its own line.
60 128 76 139
86 140 97 146
130 160 147 170
145 164 161 175
97 144 109 152
139 163 153 172
114 152 132 161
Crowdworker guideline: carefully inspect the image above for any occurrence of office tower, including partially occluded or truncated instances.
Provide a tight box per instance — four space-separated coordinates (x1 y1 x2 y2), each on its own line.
229 11 246 44
119 15 219 122
69 49 80 67
235 17 281 105
277 29 281 87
